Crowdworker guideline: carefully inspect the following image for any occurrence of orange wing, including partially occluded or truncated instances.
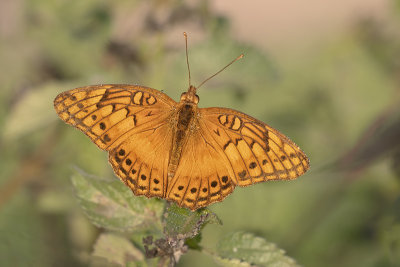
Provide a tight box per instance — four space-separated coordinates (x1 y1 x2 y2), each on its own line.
54 84 176 198
165 107 309 210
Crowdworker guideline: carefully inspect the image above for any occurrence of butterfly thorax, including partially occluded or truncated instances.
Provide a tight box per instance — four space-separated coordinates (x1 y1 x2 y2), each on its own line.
167 86 200 179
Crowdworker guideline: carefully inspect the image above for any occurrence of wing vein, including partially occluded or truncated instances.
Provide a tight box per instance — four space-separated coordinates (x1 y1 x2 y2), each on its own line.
266 133 291 177
238 126 264 178
198 130 224 201
99 112 168 149
221 127 253 184
200 121 239 184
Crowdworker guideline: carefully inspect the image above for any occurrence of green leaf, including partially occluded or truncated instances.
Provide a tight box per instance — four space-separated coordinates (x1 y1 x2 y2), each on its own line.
71 170 164 232
91 233 144 266
164 203 222 238
214 232 299 267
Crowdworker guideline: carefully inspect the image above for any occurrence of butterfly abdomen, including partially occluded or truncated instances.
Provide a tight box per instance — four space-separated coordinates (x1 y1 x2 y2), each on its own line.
167 103 198 178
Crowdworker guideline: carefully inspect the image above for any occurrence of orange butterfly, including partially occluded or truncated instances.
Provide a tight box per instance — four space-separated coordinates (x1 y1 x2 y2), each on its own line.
54 33 309 210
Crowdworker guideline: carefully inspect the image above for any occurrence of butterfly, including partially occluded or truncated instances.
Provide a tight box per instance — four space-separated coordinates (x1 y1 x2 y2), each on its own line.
54 34 309 211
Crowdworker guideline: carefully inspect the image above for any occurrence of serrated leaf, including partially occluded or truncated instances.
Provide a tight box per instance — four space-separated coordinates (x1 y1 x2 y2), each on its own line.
71 170 164 232
214 232 299 267
164 203 222 238
91 233 144 266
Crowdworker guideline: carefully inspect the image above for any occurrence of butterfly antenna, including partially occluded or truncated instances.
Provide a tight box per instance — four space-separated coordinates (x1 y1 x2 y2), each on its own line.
184 32 191 87
197 54 244 90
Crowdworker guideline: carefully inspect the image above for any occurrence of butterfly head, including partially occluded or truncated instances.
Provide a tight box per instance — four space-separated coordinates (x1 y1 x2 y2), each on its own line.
180 85 199 104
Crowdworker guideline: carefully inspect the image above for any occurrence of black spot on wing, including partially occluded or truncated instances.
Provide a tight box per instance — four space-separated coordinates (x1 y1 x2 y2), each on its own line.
103 134 111 142
249 162 257 169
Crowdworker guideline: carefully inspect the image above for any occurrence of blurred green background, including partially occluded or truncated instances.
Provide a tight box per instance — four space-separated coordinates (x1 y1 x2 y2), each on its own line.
1 0 400 266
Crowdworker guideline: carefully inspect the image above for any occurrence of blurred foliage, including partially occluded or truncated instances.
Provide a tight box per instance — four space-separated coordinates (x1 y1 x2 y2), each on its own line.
1 0 400 266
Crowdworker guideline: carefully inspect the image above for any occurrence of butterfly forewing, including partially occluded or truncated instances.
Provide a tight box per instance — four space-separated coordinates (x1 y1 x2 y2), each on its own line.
199 107 309 186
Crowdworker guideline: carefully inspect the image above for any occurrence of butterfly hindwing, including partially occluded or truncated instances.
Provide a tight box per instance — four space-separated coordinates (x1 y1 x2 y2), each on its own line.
108 122 172 198
165 127 235 210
